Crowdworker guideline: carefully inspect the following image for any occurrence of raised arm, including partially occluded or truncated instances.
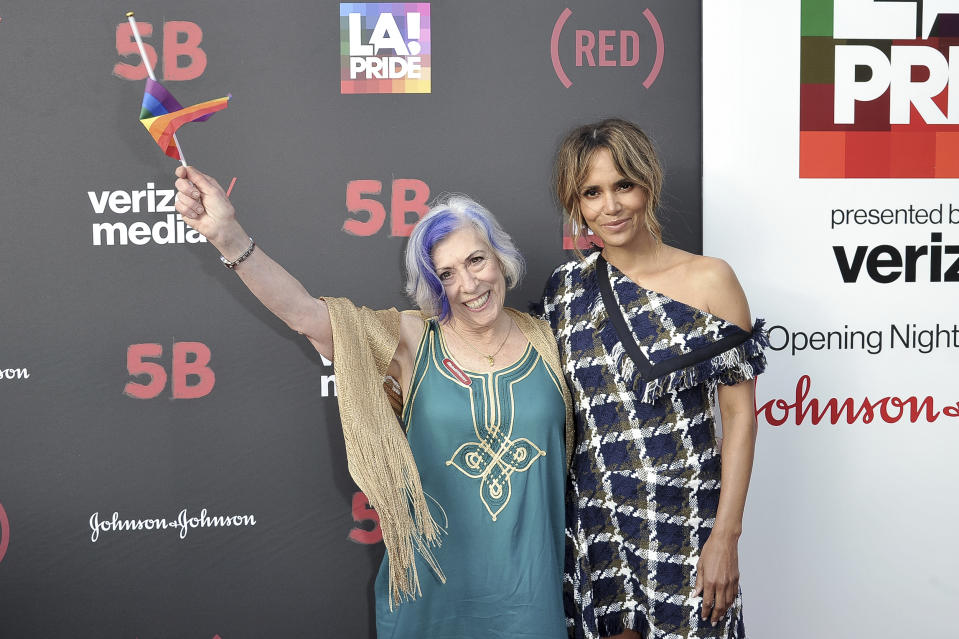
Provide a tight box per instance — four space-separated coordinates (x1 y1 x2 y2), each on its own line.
173 166 334 360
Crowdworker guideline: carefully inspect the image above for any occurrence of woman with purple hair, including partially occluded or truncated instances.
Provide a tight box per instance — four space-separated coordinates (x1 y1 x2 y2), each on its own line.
173 166 573 639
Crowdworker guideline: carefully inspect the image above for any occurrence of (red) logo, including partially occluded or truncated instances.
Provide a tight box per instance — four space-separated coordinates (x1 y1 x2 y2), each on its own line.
0 501 9 565
550 7 664 89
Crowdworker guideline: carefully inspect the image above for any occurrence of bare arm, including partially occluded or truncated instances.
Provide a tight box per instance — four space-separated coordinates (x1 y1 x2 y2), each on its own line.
173 166 334 358
694 258 758 626
173 166 425 388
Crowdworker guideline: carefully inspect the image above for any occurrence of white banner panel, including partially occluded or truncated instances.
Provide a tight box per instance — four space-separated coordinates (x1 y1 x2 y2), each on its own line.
704 2 958 637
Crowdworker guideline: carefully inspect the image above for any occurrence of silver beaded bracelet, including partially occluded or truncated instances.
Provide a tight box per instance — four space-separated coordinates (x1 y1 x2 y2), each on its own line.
220 237 256 270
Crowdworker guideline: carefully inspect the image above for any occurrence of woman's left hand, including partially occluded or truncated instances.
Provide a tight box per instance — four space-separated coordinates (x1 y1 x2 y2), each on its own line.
694 530 740 626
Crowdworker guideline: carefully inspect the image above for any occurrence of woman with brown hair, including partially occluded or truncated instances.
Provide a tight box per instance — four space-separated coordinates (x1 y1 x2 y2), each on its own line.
541 119 768 639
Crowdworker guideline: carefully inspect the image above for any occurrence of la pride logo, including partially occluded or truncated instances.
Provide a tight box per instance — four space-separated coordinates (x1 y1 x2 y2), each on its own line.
801 0 959 177
340 3 431 94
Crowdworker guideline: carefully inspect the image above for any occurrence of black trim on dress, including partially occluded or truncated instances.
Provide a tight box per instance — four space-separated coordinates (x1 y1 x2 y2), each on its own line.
595 254 751 380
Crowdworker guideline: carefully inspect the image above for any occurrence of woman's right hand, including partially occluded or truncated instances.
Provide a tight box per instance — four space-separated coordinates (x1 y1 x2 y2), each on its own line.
174 165 244 251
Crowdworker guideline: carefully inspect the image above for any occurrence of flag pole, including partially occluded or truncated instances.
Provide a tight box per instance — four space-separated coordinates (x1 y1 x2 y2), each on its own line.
126 11 188 167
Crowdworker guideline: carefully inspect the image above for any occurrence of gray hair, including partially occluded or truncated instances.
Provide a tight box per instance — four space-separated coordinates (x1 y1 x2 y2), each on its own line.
404 195 525 320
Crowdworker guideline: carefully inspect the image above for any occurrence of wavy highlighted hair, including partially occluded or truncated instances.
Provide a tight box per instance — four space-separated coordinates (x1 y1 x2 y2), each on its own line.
405 195 525 321
554 118 664 258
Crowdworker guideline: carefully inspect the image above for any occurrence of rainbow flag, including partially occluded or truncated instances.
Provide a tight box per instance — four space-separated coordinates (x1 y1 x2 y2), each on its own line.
139 79 230 160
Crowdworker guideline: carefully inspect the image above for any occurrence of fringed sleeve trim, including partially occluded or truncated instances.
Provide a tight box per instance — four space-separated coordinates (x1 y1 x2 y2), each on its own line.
639 319 769 404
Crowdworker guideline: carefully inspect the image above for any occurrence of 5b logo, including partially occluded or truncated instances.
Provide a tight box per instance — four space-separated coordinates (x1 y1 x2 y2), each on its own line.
344 179 430 237
124 342 215 399
114 21 207 81
348 491 382 544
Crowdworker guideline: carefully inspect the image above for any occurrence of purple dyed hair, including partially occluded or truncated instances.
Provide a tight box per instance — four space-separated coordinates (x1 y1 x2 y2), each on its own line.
405 195 525 321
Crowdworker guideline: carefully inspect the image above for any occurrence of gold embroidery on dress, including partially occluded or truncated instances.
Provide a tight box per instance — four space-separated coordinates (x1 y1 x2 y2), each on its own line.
444 353 547 521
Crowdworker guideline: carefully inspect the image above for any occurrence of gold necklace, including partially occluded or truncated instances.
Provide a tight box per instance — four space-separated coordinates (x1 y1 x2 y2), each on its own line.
447 320 513 367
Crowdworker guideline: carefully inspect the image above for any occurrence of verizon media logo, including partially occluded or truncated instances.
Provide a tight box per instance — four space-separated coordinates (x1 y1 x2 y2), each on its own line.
89 508 256 542
89 182 206 246
320 354 337 398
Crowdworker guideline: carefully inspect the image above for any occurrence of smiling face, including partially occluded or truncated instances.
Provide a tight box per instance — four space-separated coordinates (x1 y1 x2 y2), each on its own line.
431 225 507 328
577 148 650 253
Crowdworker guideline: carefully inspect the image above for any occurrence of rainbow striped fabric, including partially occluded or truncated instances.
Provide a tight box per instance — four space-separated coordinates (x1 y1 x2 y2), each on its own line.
139 79 230 160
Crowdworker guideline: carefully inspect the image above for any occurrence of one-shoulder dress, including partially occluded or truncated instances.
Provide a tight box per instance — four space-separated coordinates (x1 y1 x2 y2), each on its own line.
541 252 768 639
373 318 569 639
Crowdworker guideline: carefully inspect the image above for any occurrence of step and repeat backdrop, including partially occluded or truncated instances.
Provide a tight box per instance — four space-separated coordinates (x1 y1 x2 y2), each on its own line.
0 2 702 638
705 1 957 638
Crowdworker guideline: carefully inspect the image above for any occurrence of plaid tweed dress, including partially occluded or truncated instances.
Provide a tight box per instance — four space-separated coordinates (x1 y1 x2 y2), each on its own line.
540 252 768 639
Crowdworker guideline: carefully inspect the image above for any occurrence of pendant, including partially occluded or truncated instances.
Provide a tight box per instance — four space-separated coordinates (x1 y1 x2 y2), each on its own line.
486 355 495 367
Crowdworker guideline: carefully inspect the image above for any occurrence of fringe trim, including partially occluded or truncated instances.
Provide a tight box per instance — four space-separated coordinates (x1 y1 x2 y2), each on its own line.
325 298 446 609
343 428 446 609
638 319 769 405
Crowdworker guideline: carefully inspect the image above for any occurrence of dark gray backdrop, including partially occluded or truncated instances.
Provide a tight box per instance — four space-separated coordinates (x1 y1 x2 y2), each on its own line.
0 2 701 637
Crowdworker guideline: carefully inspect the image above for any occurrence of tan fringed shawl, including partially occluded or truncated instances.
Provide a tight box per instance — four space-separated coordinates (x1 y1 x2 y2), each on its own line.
323 297 574 607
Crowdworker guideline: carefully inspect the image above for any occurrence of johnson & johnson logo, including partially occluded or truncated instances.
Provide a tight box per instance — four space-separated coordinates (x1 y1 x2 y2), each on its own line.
757 375 959 426
90 508 256 542
0 367 29 381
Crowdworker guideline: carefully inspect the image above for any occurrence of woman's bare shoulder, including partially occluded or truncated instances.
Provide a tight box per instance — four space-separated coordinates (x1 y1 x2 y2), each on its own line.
689 254 739 287
399 310 428 343
692 255 751 330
